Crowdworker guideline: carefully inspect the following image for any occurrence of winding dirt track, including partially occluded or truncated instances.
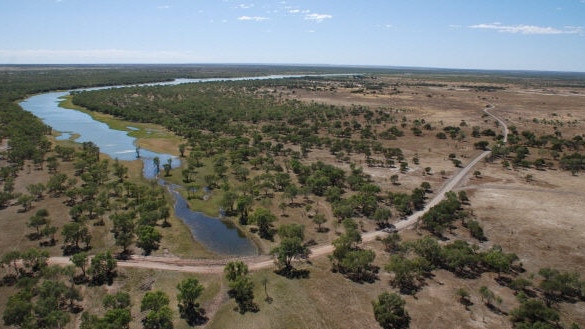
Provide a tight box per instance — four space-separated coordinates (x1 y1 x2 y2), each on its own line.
49 105 507 274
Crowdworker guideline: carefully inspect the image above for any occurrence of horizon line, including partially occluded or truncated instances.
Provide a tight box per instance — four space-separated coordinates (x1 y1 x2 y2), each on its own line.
1 62 584 75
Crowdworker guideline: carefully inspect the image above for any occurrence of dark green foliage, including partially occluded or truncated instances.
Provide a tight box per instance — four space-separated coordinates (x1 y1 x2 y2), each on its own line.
88 251 117 285
224 261 257 313
420 193 461 236
538 268 583 305
372 292 410 329
177 278 206 325
249 207 277 240
510 298 559 328
465 220 487 241
559 153 585 174
136 225 162 256
141 291 173 329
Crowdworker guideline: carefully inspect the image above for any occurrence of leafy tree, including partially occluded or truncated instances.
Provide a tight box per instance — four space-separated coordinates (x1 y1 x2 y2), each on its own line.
249 207 277 240
3 291 33 328
70 252 89 279
466 220 486 241
390 174 399 185
79 292 133 329
177 277 206 325
228 275 256 314
312 212 327 232
538 267 583 305
2 250 22 278
479 286 498 306
88 251 117 285
136 225 162 256
224 261 257 313
178 143 186 157
62 222 91 254
26 183 45 200
384 254 423 293
103 292 131 310
27 209 50 238
373 207 392 228
339 249 376 282
372 292 410 329
235 195 253 225
141 290 173 329
510 297 559 328
481 246 517 278
271 224 310 274
382 233 402 253
21 247 49 274
17 194 34 212
163 158 172 176
111 211 136 255
455 288 471 308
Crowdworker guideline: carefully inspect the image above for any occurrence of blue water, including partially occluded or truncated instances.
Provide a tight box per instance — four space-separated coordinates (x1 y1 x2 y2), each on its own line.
169 186 257 256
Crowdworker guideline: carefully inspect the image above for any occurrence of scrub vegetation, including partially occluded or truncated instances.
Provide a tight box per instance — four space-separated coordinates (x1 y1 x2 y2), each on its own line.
1 65 585 328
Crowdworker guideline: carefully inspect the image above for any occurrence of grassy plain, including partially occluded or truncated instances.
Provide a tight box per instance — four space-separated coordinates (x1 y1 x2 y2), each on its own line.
2 68 585 328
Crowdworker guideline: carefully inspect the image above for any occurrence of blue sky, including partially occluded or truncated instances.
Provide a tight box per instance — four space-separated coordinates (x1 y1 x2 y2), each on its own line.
1 0 584 71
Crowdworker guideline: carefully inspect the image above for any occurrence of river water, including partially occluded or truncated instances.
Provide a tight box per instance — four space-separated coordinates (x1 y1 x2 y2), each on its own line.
19 74 351 256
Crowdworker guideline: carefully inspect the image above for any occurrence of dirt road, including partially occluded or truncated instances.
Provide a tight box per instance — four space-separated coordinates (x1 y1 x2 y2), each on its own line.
49 105 507 274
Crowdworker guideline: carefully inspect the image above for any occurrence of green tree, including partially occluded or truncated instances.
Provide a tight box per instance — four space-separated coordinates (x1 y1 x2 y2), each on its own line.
455 288 471 308
136 225 162 256
27 209 50 238
510 297 559 328
103 292 131 310
111 212 136 255
163 158 172 176
249 207 277 240
339 249 376 282
385 254 421 293
3 292 32 328
17 194 34 212
373 207 392 228
224 261 249 282
382 233 401 253
224 261 257 313
62 222 90 253
177 277 206 326
178 143 186 157
70 252 89 279
271 224 309 274
141 290 173 329
228 275 257 314
372 292 410 329
88 251 117 285
312 212 327 232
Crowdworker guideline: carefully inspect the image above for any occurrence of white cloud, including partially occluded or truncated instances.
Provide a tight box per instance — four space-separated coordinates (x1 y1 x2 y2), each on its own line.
289 9 310 14
470 22 583 35
157 5 170 9
304 13 332 23
236 4 255 9
237 15 269 21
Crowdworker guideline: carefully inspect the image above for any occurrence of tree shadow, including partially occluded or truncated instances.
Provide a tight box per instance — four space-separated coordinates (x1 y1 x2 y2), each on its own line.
180 306 208 326
274 267 310 279
62 245 91 256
